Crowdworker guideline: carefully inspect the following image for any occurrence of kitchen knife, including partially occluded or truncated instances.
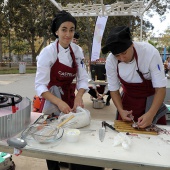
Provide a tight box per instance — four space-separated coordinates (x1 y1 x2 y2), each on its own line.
99 121 106 142
103 121 119 133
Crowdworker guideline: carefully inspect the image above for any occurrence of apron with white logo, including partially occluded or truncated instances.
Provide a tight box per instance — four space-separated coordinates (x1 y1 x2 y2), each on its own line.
39 41 77 114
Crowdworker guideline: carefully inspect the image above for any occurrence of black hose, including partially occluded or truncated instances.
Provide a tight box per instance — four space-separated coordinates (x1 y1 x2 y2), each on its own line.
0 93 22 108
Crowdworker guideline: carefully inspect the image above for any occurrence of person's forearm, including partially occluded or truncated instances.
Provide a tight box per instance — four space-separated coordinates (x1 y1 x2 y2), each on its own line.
110 90 123 112
148 87 166 117
76 88 85 98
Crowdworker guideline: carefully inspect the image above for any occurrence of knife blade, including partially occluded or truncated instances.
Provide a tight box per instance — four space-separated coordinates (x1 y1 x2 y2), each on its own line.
99 121 105 142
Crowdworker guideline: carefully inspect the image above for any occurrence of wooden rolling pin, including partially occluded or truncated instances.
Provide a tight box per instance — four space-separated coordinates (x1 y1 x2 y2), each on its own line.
57 114 75 128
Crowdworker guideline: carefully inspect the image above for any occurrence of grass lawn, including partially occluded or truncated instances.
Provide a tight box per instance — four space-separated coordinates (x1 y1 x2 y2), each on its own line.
0 67 36 74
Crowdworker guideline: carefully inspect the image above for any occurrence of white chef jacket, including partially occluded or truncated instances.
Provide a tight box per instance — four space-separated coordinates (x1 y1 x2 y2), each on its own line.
105 42 167 92
35 39 89 97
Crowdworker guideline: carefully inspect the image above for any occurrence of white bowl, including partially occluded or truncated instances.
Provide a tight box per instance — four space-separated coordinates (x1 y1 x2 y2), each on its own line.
65 129 80 143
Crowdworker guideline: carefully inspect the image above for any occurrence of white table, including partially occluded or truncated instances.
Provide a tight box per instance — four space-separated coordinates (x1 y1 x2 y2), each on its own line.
0 113 170 170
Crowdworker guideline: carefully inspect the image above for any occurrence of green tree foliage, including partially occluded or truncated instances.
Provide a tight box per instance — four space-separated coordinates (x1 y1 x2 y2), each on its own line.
144 0 169 32
160 28 170 48
151 0 169 15
0 0 9 37
0 0 169 64
59 0 168 59
148 40 158 48
167 46 170 53
4 0 58 65
59 0 97 57
11 38 30 61
0 0 9 66
59 0 153 59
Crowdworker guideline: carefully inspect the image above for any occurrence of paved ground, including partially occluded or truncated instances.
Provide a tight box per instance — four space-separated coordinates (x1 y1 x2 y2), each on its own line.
0 73 116 170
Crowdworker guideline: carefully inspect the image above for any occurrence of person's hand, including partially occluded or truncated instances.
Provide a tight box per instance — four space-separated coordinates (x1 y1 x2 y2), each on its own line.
137 112 153 128
72 95 84 112
97 94 103 100
57 100 72 114
119 110 133 122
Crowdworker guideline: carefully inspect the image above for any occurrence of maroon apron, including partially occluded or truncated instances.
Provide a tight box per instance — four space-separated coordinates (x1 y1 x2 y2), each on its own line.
39 41 77 112
117 48 166 124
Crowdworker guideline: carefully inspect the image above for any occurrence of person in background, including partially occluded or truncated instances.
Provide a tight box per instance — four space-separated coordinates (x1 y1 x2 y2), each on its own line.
102 26 168 129
164 56 170 78
101 84 111 106
72 32 87 73
88 79 111 106
35 10 103 170
72 32 84 57
72 32 80 44
88 80 102 100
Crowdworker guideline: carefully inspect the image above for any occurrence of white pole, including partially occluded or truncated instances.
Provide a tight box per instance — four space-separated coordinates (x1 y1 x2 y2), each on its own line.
141 0 154 16
101 0 104 16
48 0 63 11
140 16 143 41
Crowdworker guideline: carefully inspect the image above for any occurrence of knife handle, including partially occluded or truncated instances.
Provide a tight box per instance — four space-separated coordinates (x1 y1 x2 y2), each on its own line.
103 121 118 132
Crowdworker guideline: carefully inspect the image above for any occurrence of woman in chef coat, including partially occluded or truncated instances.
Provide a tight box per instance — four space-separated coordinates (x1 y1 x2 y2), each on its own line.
102 26 168 129
35 10 88 115
35 10 103 170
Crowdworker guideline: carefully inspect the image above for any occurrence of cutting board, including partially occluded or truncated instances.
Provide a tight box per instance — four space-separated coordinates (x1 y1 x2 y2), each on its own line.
114 120 158 135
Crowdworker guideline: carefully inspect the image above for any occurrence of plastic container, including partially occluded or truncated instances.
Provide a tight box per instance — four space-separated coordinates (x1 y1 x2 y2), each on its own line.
65 129 80 143
19 62 26 74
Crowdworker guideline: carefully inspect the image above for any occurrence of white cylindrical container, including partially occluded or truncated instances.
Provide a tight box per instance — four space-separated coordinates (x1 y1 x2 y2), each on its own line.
65 129 80 143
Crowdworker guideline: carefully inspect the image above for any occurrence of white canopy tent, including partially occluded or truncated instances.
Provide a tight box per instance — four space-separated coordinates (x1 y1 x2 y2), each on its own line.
49 0 154 40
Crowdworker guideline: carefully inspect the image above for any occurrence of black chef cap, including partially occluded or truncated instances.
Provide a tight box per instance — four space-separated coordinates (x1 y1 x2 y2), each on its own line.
51 10 77 38
74 32 80 39
102 26 132 55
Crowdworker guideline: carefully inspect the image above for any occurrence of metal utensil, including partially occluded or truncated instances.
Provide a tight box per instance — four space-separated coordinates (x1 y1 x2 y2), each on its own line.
79 129 96 132
7 137 27 149
102 121 119 133
129 114 139 129
47 115 75 136
28 115 75 143
99 121 105 142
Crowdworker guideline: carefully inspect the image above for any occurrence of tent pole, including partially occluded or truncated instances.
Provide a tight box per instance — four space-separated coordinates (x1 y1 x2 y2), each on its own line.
140 16 143 41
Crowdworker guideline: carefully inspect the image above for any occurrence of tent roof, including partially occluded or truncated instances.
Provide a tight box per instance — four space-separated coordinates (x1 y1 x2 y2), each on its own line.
49 0 154 17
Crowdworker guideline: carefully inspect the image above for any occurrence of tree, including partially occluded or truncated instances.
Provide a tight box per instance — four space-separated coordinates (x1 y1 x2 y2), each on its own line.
1 0 169 64
0 0 10 66
4 0 57 65
11 38 30 61
167 46 170 53
160 28 170 48
66 0 169 58
148 40 158 48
